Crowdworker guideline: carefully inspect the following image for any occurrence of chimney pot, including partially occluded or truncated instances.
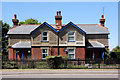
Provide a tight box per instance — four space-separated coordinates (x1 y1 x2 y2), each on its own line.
12 14 19 28
101 14 104 19
59 11 61 16
14 14 17 19
99 14 105 27
57 11 58 16
55 11 62 30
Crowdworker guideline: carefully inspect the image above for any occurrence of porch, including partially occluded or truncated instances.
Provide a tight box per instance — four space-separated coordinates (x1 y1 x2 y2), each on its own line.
10 41 31 60
12 48 31 60
86 41 105 60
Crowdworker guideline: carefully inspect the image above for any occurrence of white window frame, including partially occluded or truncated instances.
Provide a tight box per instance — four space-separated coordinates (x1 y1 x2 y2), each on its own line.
68 32 75 42
41 32 48 42
68 49 75 59
41 49 48 59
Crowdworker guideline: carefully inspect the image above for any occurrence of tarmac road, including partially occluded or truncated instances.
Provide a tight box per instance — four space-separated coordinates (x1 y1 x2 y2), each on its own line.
1 69 120 78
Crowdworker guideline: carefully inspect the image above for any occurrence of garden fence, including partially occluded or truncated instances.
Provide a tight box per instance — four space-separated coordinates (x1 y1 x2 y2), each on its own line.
2 58 120 69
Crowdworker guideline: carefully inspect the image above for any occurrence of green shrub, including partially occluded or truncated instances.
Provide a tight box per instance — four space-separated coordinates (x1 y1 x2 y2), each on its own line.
17 64 28 69
46 55 63 69
2 61 18 69
62 56 68 60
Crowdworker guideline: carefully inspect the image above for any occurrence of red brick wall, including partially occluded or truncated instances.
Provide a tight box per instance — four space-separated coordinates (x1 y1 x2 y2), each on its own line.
59 47 85 59
75 47 85 60
31 47 85 60
31 47 41 60
50 47 58 56
8 48 13 60
59 47 67 57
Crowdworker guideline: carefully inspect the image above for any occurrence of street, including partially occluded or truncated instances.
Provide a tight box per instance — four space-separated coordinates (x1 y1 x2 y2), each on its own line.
1 69 119 78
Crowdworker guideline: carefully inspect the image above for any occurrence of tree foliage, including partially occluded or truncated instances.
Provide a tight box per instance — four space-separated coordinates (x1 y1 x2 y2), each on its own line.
2 21 9 59
18 21 25 25
18 18 41 25
0 21 2 55
104 48 110 58
112 46 120 59
112 46 120 52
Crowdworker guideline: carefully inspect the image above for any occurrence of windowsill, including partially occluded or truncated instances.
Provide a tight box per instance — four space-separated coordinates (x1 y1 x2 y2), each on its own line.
68 41 75 42
41 41 49 42
69 59 75 60
41 58 46 60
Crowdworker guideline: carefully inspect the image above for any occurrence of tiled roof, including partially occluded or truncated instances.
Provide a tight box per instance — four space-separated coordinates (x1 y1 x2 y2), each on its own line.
7 22 109 35
76 24 109 34
50 24 66 28
12 41 31 48
7 25 40 34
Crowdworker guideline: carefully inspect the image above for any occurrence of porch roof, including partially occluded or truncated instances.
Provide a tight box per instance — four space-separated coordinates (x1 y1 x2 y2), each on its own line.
12 41 31 48
87 41 105 48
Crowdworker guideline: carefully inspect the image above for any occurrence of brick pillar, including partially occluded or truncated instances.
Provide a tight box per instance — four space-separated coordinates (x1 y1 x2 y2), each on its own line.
17 53 21 60
8 48 13 60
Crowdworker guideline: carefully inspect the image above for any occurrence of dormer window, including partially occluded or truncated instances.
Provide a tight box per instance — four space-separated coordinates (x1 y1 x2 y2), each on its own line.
41 32 48 42
68 32 75 42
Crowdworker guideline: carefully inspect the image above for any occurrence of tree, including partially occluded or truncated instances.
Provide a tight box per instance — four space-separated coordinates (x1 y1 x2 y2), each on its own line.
18 21 25 25
2 21 9 59
112 46 120 52
0 21 2 56
18 18 41 25
112 46 120 59
104 48 110 59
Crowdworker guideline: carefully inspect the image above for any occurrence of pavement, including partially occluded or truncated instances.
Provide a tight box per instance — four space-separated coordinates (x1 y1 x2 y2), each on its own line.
1 69 120 78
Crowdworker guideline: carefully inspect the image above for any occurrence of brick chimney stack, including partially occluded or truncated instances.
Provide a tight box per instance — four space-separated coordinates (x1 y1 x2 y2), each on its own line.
12 14 19 28
99 14 105 27
55 11 62 30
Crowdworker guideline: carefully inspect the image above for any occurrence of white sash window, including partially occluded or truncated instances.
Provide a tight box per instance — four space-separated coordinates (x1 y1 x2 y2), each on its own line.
41 32 48 41
68 32 75 42
41 49 48 59
68 49 75 59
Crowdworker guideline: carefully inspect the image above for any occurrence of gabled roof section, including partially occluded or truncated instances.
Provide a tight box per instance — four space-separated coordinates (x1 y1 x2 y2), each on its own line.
7 22 58 35
31 22 58 34
58 22 86 34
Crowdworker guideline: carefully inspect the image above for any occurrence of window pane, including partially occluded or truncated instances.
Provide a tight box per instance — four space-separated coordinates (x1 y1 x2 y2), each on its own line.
43 49 47 53
68 32 74 41
68 32 74 35
43 32 47 36
69 49 74 54
68 37 74 41
42 54 48 58
68 54 74 59
43 37 47 40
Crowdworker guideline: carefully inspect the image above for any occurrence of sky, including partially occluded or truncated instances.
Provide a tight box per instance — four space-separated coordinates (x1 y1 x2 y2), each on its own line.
1 2 118 51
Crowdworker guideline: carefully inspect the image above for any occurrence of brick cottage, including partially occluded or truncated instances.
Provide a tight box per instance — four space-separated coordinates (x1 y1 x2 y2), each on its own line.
7 11 109 60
